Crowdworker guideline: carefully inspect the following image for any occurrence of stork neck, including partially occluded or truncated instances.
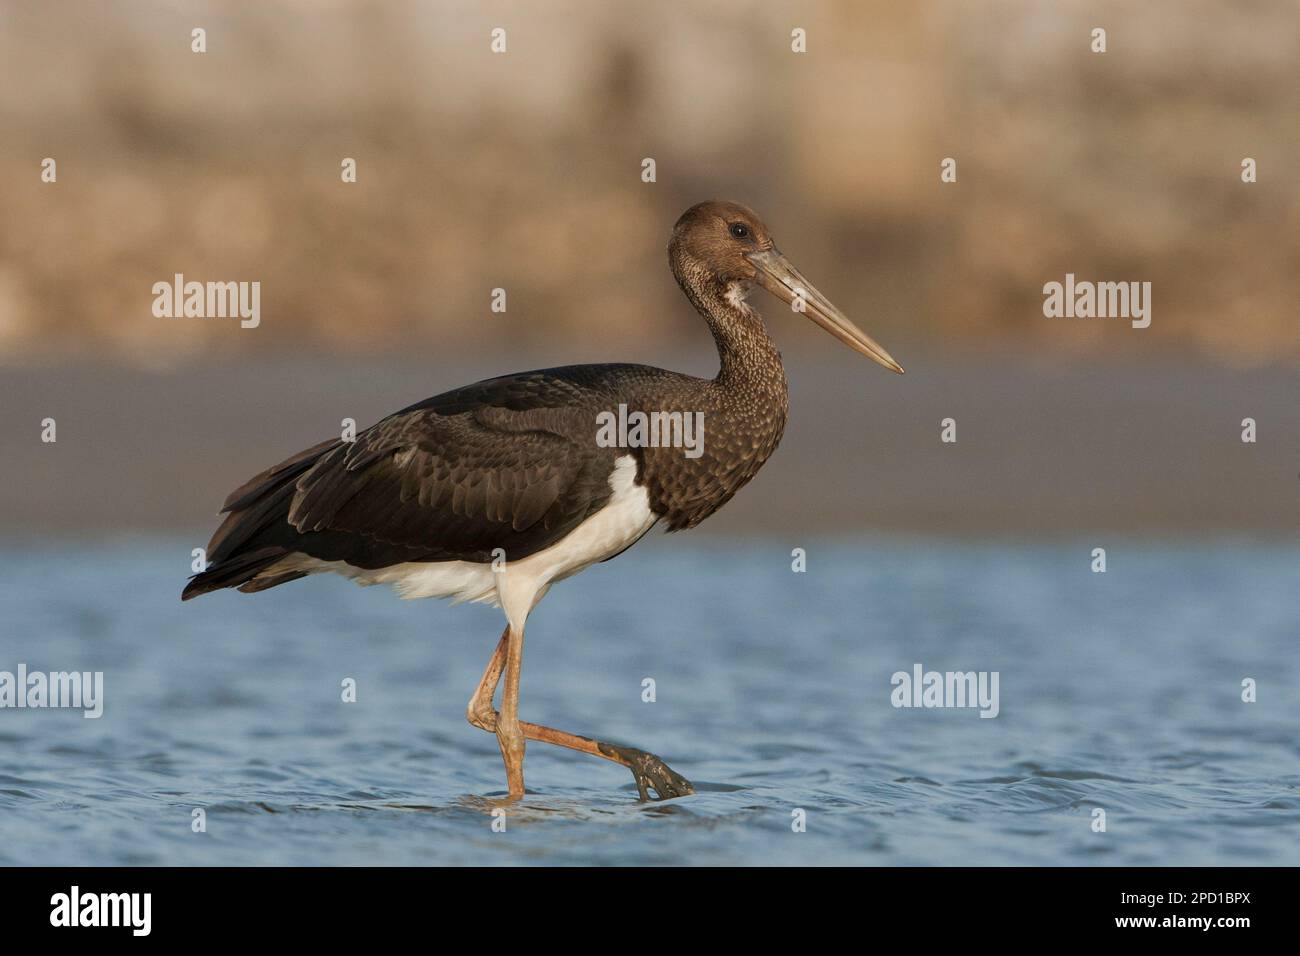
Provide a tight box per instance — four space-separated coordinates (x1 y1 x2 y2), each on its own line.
684 281 786 392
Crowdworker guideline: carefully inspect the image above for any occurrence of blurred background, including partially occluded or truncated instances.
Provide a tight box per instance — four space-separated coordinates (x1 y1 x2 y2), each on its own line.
1 0 1298 869
0 0 1297 536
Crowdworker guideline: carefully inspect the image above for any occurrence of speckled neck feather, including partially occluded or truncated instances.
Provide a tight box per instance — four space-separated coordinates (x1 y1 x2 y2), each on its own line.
636 258 790 530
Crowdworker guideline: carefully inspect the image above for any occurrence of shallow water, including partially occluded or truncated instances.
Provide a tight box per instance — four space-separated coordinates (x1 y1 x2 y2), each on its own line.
0 535 1296 866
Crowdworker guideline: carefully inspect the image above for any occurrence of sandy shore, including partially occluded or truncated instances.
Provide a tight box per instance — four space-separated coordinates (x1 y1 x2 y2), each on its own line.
2 348 1297 538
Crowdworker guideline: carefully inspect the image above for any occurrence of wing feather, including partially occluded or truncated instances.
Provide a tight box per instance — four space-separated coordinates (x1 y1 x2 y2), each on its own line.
286 402 615 558
189 365 647 594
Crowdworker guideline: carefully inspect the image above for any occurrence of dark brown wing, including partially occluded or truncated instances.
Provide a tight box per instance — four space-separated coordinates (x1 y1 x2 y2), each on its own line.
286 406 613 559
183 367 633 599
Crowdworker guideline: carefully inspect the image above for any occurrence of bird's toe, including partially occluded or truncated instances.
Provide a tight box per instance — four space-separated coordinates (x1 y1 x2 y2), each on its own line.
608 745 694 801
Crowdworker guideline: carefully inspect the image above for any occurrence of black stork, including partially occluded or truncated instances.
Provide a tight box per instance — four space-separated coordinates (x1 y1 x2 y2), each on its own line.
183 200 903 801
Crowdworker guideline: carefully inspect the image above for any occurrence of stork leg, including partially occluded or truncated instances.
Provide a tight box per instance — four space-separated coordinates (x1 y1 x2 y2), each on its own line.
466 627 694 801
494 624 527 798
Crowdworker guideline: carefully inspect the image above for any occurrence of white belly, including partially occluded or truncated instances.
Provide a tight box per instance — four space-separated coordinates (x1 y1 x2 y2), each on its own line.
272 455 657 629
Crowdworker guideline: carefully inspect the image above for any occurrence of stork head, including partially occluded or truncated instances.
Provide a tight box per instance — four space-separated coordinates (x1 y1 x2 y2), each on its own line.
669 200 903 374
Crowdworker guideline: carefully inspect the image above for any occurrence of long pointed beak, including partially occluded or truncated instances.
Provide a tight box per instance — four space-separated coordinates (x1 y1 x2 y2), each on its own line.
747 248 904 374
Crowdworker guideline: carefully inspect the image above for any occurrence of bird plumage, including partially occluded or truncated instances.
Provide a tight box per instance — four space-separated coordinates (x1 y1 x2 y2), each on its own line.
182 355 787 601
181 200 903 801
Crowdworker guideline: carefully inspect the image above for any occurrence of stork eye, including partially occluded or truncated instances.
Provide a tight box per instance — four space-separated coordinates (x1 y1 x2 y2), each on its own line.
728 222 750 240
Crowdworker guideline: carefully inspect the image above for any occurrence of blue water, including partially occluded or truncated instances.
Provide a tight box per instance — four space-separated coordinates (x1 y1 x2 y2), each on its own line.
0 535 1296 866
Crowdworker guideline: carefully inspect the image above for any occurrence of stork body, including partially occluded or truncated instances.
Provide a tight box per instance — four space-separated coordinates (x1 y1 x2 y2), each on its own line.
183 201 902 800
